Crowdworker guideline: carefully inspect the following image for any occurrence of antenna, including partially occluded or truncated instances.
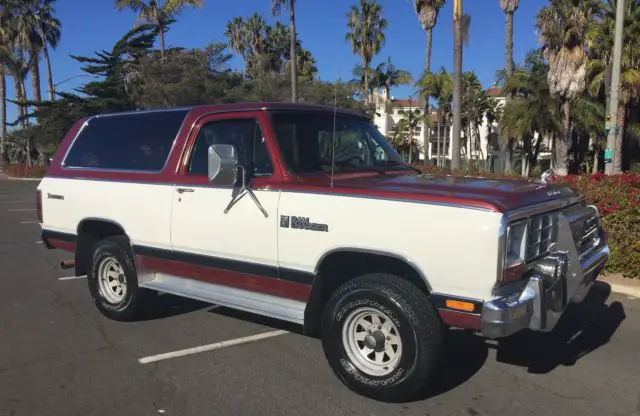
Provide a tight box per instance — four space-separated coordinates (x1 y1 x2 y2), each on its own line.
330 47 339 188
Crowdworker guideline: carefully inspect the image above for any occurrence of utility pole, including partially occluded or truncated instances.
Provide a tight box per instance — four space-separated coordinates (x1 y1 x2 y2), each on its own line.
451 0 462 170
604 0 624 175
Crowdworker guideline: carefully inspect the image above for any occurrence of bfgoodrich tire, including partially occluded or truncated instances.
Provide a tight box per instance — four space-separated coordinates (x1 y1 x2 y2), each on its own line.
320 273 444 402
87 235 150 322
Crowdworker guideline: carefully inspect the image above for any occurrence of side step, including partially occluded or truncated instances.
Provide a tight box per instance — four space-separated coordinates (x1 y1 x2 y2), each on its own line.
139 273 306 325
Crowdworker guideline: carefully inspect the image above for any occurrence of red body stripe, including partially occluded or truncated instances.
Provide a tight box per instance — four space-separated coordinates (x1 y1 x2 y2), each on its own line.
138 255 311 303
48 239 76 252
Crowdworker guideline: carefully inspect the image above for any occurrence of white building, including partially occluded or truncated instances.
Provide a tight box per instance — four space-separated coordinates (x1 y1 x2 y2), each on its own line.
372 86 553 173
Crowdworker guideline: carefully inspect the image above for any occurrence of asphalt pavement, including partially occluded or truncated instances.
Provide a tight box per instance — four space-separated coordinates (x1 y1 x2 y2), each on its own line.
1 178 639 416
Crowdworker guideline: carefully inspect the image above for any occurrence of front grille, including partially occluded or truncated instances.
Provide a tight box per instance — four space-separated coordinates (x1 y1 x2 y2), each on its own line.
526 212 554 260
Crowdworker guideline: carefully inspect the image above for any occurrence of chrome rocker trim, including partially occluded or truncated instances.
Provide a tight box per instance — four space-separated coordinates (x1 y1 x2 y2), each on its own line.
480 205 610 339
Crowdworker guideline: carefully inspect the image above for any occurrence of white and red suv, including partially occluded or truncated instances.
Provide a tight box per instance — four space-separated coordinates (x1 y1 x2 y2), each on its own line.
37 103 609 402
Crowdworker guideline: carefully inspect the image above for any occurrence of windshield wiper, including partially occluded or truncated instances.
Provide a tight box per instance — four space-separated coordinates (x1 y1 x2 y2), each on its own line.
375 160 422 173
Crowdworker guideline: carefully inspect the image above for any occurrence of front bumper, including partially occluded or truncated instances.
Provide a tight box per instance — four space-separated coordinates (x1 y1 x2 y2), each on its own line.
480 205 609 339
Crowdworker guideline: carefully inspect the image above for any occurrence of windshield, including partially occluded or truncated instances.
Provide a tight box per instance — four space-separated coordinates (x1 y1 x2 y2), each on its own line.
268 110 409 175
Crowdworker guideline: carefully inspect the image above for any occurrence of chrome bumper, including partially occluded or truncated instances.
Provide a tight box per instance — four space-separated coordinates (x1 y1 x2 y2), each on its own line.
480 206 609 339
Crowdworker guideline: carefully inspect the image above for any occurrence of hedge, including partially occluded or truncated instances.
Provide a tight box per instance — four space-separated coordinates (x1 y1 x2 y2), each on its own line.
3 163 48 179
412 165 640 279
551 173 640 279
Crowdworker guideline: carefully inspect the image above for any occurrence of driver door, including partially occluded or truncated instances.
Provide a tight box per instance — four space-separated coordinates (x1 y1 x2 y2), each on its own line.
170 112 281 275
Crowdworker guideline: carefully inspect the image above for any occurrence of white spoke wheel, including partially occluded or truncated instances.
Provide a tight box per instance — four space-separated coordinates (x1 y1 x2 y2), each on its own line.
97 257 127 304
87 235 153 322
342 307 403 377
320 273 445 403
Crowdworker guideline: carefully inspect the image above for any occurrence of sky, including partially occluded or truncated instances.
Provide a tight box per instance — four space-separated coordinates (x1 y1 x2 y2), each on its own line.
7 0 550 127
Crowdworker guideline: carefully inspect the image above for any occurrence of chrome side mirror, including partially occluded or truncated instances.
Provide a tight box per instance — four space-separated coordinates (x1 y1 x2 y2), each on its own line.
208 144 237 184
540 168 554 184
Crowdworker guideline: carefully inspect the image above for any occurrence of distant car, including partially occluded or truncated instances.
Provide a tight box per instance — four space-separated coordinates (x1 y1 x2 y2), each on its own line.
37 103 609 402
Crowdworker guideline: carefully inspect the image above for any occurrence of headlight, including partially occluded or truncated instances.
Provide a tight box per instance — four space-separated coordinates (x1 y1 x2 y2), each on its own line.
505 220 527 268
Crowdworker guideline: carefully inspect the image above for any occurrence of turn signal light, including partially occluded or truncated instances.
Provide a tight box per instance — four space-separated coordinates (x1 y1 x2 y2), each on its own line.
445 300 475 312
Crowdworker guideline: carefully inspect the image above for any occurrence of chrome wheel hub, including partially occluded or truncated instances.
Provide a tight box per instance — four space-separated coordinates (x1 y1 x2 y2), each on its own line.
97 257 127 304
342 307 402 377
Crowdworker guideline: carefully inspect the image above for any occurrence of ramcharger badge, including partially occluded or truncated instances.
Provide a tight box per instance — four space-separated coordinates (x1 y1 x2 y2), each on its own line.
281 215 329 232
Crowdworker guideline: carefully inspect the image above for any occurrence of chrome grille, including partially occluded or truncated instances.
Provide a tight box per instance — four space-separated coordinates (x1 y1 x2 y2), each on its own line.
526 212 554 260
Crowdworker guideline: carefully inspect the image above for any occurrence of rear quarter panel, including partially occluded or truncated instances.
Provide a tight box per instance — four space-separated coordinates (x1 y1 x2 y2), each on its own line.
38 176 174 250
277 191 503 301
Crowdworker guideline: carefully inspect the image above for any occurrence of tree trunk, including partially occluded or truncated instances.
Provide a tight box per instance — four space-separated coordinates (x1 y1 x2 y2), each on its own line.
13 77 26 128
592 144 599 174
451 17 462 169
0 70 5 169
505 11 514 81
289 0 298 102
42 43 55 101
423 28 433 167
362 57 369 103
554 101 571 176
613 103 625 174
31 55 42 103
158 23 166 55
436 121 441 167
425 28 433 74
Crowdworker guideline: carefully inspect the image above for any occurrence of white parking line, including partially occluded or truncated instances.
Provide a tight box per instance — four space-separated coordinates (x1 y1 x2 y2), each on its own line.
58 275 87 281
20 221 38 224
138 330 290 364
7 208 35 212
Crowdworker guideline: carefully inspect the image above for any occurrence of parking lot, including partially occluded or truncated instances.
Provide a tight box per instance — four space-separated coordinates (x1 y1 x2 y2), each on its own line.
1 178 639 416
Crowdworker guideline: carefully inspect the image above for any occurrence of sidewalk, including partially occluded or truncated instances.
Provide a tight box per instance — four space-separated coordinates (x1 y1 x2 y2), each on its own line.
599 273 640 298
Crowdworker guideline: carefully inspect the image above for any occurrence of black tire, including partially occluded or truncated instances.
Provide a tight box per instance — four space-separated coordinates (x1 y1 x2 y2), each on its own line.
86 235 150 321
320 273 444 402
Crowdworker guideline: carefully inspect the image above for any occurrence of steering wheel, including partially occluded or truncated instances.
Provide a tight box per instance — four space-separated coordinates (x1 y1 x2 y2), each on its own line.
336 155 365 165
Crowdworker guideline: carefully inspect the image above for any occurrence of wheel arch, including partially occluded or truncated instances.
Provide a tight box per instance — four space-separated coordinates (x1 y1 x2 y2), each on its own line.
303 248 432 336
75 217 131 276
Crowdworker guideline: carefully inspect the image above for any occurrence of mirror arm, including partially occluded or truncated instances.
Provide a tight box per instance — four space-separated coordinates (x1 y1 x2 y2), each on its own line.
223 165 269 218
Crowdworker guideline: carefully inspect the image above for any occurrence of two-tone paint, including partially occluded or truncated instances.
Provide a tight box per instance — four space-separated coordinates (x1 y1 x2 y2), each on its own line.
37 103 584 333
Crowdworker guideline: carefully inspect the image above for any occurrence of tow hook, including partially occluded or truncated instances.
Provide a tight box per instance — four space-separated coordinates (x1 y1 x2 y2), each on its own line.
60 259 75 269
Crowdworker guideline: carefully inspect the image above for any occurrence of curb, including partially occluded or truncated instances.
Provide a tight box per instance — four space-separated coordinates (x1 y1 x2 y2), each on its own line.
4 176 42 182
598 275 640 298
604 282 640 299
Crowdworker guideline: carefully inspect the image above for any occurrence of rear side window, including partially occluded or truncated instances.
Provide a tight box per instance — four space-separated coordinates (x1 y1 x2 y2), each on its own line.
63 109 188 171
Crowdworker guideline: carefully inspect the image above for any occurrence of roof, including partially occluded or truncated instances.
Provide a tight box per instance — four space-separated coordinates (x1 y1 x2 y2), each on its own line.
94 102 368 119
390 99 425 108
486 86 504 97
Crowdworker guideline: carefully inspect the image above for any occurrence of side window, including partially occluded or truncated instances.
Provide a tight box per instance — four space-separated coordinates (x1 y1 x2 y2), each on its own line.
63 109 188 171
188 118 273 177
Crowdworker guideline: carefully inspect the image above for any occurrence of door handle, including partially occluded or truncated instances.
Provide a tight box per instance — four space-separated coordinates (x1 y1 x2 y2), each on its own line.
176 188 195 194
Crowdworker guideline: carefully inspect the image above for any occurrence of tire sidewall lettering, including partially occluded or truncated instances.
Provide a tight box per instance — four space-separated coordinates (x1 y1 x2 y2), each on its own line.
328 288 418 390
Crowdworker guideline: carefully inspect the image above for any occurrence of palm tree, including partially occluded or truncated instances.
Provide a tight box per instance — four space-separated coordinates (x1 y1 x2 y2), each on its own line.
535 0 600 175
225 17 248 77
414 0 445 167
29 0 61 101
272 0 297 102
587 0 640 173
499 0 519 82
346 0 388 102
115 0 204 55
501 50 562 176
451 0 471 169
417 67 452 166
413 0 445 76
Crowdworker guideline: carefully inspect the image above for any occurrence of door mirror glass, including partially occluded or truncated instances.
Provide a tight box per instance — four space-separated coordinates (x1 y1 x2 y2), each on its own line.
208 144 237 184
